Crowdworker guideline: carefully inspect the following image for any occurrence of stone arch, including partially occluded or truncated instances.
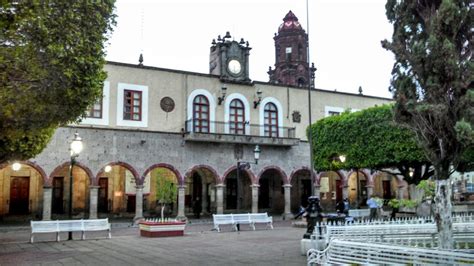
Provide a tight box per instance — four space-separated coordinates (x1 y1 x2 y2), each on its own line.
222 165 256 184
0 161 48 186
183 164 219 185
289 167 316 184
257 165 288 213
142 163 183 185
93 161 139 186
257 165 288 184
289 167 314 212
49 161 94 186
183 164 221 216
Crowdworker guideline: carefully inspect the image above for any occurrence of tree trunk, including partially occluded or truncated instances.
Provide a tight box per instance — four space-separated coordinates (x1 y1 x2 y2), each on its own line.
434 179 453 249
161 204 166 220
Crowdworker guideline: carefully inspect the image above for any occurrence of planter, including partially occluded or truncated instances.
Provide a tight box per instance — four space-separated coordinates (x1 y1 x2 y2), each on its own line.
139 221 186 237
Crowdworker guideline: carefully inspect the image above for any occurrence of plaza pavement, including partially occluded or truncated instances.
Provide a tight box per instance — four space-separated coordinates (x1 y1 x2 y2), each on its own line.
0 219 307 266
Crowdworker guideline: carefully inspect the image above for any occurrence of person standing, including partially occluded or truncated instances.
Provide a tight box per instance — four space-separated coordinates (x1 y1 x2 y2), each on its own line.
367 195 379 220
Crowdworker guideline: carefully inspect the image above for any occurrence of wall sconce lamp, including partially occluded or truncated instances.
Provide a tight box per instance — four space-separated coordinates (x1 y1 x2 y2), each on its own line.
218 86 227 105
253 89 262 109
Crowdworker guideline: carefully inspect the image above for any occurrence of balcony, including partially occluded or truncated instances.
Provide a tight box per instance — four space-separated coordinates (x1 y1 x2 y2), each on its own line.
183 119 299 146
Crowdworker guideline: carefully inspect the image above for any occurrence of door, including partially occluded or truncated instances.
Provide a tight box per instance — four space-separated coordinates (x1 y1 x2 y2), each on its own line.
127 195 136 213
382 180 392 199
226 178 237 209
335 180 343 202
98 178 108 213
52 177 64 214
301 179 311 208
259 178 270 209
10 177 29 214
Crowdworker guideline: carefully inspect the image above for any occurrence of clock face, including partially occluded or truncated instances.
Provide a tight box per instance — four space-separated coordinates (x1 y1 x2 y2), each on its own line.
227 59 242 75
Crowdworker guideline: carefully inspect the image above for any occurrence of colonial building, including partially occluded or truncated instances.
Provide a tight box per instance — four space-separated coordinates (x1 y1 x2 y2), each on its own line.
0 11 399 222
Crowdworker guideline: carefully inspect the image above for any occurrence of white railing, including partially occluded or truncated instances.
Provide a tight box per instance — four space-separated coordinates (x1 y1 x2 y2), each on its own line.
320 222 474 248
308 239 474 265
310 213 474 240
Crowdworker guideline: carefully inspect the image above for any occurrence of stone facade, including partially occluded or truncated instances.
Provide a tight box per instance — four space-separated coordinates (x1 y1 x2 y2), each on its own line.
0 11 399 220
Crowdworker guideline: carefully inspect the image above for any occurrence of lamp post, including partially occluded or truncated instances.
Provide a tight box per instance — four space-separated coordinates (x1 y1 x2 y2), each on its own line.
236 145 261 210
68 132 83 240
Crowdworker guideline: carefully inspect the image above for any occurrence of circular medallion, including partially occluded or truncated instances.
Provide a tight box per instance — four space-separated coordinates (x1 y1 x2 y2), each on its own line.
160 97 175 112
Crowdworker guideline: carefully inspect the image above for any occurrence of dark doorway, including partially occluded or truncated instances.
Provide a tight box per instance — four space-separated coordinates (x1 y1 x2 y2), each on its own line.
382 180 392 199
301 179 311 208
335 179 343 202
127 195 136 213
259 178 270 209
226 178 237 209
52 177 64 214
98 178 108 213
192 173 202 201
10 177 29 214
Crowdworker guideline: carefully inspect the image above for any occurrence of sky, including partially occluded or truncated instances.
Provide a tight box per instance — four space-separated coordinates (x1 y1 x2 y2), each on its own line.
106 0 395 98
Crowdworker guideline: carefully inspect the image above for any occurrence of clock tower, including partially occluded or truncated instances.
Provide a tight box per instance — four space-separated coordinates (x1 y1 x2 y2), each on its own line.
209 32 252 83
268 11 315 87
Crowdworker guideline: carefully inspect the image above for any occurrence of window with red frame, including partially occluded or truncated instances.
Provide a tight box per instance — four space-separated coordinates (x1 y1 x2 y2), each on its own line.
193 95 209 133
229 99 245 134
86 97 102 119
264 102 278 137
124 90 142 121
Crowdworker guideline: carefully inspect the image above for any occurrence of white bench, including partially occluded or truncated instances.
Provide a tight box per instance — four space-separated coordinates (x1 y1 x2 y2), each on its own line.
348 209 370 218
212 213 273 232
30 219 111 243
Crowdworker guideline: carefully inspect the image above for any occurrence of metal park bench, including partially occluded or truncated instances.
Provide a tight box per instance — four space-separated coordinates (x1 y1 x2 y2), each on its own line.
212 213 273 232
30 219 111 243
307 239 474 265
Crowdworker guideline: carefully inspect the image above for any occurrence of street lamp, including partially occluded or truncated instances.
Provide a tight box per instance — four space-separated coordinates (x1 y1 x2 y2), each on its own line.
68 132 83 240
236 145 261 210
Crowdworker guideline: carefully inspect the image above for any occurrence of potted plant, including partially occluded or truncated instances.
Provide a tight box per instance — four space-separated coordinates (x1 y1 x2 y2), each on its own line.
139 171 185 237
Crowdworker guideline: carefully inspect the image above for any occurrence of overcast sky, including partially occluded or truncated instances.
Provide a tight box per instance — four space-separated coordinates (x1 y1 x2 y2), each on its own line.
106 0 394 98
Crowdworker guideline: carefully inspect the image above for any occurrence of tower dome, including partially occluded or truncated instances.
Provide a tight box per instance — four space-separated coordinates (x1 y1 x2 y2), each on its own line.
278 10 303 32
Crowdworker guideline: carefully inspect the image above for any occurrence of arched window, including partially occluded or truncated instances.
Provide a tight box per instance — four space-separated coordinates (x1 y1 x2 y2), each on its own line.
297 77 306 87
264 103 278 137
193 95 209 133
229 99 245 134
298 44 303 61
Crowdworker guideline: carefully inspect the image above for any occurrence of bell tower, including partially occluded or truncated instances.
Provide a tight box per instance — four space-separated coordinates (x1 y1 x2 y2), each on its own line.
268 11 315 87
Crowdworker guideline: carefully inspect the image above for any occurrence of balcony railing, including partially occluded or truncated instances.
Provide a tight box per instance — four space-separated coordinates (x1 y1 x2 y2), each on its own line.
183 119 299 146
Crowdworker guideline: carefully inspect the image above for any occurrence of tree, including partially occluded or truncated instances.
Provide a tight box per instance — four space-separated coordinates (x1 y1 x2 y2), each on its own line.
0 1 116 164
154 169 178 220
382 0 473 249
310 105 432 185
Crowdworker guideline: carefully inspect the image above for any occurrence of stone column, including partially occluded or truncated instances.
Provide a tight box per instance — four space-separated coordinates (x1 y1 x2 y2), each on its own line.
177 185 186 220
398 185 405 199
366 185 374 198
342 185 349 199
89 186 99 219
42 186 52 221
201 182 208 215
251 184 259 213
215 184 224 214
283 184 293 219
313 184 321 198
133 185 144 222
